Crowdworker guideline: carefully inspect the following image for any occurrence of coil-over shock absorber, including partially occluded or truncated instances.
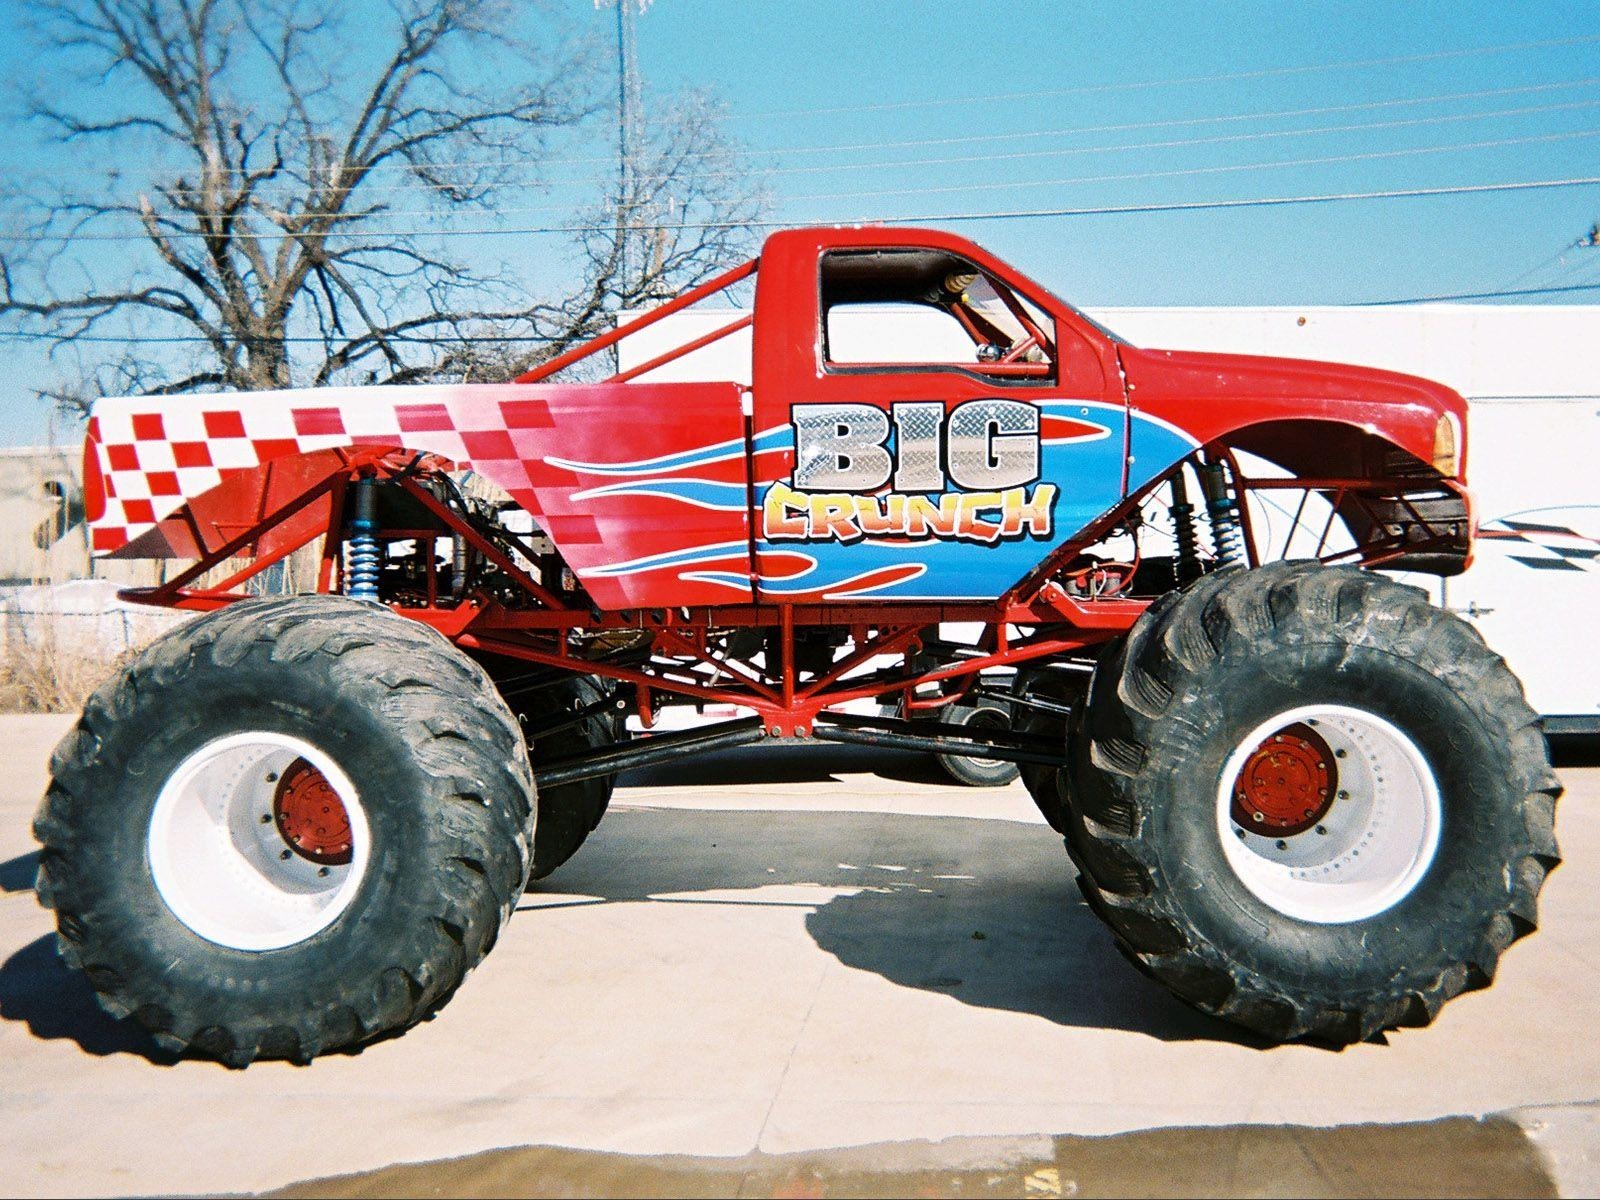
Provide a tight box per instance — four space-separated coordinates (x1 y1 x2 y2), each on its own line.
1169 466 1204 584
1198 459 1246 570
345 476 381 602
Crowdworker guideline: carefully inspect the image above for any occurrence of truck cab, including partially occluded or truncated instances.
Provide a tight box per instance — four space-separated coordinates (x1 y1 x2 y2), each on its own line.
730 227 1465 602
743 228 1145 601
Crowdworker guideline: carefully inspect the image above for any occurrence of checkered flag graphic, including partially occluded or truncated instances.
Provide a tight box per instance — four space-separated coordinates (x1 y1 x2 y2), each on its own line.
1478 517 1600 572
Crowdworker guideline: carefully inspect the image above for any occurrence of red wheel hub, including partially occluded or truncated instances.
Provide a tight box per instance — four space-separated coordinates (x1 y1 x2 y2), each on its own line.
273 758 353 866
1230 722 1338 837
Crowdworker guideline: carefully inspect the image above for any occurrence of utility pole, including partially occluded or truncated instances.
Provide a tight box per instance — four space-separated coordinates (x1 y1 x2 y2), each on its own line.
599 0 647 285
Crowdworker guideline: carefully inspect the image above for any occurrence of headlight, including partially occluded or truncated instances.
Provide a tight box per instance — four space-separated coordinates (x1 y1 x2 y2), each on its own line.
1431 413 1460 477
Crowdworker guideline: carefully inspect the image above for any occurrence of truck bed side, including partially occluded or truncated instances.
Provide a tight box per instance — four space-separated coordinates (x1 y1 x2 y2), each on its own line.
84 381 753 609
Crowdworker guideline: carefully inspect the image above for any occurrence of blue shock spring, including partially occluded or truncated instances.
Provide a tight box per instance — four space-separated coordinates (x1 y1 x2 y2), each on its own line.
346 478 381 602
1198 461 1246 570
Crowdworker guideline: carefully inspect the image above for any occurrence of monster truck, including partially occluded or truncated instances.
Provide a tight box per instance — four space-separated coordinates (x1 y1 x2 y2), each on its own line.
36 227 1560 1065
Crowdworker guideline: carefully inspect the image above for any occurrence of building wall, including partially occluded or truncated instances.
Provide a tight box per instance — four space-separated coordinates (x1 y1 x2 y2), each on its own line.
0 447 86 585
0 447 161 588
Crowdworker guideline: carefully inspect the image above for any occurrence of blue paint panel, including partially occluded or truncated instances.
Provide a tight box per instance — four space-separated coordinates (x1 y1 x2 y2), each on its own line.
1127 410 1206 498
746 405 1195 601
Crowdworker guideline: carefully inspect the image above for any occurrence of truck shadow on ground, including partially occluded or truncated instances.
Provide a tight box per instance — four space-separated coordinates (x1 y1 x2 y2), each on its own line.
0 853 178 1061
1550 734 1600 769
0 850 39 894
0 935 176 1061
537 745 1259 1046
0 747 1258 1060
2 841 181 1058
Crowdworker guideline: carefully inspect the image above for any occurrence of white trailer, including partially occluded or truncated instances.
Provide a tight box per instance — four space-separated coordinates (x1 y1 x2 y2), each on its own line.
619 304 1600 733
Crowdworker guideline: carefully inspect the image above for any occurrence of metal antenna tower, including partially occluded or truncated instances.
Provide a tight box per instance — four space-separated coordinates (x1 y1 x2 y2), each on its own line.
599 0 648 284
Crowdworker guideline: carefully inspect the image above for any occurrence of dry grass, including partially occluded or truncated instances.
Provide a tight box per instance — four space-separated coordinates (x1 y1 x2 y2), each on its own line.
0 626 120 714
0 541 324 714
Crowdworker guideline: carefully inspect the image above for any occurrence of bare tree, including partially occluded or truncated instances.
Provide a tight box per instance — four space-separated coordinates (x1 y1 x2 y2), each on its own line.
495 89 764 378
0 0 765 410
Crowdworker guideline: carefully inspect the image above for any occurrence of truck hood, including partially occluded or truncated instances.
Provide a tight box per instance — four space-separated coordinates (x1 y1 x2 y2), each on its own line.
1117 345 1467 477
1120 345 1465 413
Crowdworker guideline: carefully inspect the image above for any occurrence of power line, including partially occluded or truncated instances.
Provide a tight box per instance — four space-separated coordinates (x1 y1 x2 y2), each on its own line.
0 329 562 345
915 176 1600 227
214 78 1600 192
281 93 1600 192
94 95 1600 224
703 77 1600 160
15 71 1600 185
775 99 1600 184
1500 245 1579 289
1514 257 1600 300
778 120 1600 206
1493 237 1592 293
728 33 1600 121
21 127 1600 241
4 174 1600 244
1354 280 1600 304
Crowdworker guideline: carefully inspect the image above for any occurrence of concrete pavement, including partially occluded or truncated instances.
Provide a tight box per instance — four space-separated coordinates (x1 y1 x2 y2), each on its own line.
0 713 1596 1197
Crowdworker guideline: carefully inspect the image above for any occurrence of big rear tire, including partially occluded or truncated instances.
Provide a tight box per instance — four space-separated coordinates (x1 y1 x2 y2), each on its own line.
34 596 534 1065
935 699 1022 788
514 675 621 879
1068 561 1562 1044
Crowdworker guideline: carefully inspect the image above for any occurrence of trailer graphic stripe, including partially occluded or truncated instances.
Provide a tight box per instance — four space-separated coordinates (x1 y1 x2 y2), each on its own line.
1479 512 1600 572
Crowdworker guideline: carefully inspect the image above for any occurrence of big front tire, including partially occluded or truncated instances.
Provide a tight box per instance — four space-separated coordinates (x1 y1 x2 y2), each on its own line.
1068 561 1562 1044
34 596 534 1065
1015 664 1089 833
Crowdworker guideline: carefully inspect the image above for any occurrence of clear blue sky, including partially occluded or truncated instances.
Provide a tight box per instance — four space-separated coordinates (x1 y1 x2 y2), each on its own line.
3 0 1598 446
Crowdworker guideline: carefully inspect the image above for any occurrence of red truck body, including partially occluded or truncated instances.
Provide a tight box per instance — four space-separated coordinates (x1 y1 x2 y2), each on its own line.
48 226 1558 1066
81 225 1470 731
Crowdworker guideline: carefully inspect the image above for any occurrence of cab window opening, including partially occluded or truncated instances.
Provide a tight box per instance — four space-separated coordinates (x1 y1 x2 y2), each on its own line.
819 248 1059 382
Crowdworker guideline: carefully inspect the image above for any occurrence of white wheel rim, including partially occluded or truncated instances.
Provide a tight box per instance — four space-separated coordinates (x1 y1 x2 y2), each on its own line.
1215 704 1441 924
147 732 371 951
